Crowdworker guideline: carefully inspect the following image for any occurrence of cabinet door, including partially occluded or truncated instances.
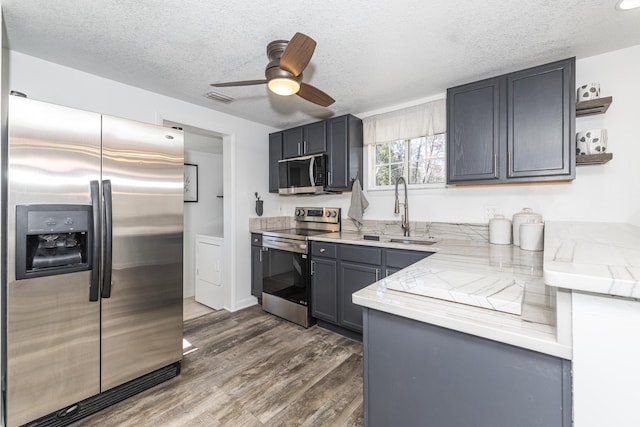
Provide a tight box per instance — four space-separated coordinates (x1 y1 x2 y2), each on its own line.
384 249 432 277
507 58 575 180
327 115 349 189
311 257 338 323
195 240 223 309
251 246 263 300
268 132 282 193
303 121 326 155
364 309 572 427
283 127 303 158
447 77 503 183
339 261 380 332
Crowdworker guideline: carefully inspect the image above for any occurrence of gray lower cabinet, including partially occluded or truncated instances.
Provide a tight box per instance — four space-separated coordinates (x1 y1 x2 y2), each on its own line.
447 57 575 184
310 257 338 323
339 262 379 332
363 308 572 427
250 234 263 301
310 242 432 334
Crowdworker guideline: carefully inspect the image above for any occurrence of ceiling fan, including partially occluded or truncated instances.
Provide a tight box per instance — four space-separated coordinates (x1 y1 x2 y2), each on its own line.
210 32 335 107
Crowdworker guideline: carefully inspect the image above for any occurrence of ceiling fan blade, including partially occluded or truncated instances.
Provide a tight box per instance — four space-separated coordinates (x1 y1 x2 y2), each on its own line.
280 32 317 77
210 79 267 87
297 82 335 107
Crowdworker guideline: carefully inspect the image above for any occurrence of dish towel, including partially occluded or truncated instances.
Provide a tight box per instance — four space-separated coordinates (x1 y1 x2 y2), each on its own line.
347 178 369 230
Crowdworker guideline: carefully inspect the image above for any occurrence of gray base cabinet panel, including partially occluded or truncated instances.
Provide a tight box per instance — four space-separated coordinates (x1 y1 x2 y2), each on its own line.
250 234 263 301
339 262 379 333
363 309 572 427
311 257 338 323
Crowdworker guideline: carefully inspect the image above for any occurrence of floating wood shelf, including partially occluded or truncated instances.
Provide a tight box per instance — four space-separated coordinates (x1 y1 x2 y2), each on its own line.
576 153 613 165
576 96 613 117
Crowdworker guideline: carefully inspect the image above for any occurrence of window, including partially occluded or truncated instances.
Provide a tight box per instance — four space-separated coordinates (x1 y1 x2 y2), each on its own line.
371 133 446 188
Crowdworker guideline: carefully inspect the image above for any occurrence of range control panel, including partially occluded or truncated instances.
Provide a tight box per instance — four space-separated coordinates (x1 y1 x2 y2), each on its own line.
294 207 341 224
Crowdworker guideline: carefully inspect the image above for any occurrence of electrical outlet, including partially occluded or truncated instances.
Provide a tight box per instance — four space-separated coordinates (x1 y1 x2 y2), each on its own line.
484 206 498 219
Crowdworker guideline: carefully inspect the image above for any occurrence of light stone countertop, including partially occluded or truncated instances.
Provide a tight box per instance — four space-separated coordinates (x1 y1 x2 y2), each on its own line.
543 221 640 298
311 231 570 359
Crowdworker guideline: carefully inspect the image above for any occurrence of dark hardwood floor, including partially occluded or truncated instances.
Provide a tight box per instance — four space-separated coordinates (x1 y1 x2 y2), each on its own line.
75 306 364 426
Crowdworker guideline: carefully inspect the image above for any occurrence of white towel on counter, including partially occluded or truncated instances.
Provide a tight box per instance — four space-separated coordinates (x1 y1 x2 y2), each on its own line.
347 178 369 230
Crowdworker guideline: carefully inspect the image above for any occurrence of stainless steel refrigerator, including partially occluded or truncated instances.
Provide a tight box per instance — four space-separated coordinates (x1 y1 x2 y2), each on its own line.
3 96 184 427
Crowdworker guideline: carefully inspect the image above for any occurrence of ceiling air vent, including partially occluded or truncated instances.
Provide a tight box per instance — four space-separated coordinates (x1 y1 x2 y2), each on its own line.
203 90 234 103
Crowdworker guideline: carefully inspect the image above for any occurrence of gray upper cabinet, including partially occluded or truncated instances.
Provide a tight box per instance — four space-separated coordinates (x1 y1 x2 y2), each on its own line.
282 121 326 158
270 114 363 193
326 114 363 191
268 132 282 193
507 60 575 179
447 57 575 184
447 77 503 183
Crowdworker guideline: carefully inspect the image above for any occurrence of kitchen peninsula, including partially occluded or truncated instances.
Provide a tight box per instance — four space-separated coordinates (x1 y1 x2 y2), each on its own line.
346 229 571 427
349 221 640 427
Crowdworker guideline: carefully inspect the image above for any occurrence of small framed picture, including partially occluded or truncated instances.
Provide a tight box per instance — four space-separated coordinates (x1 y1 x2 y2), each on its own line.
184 163 198 202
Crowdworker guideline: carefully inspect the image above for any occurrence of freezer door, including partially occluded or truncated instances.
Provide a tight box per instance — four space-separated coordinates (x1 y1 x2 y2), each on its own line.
5 97 102 427
100 116 184 391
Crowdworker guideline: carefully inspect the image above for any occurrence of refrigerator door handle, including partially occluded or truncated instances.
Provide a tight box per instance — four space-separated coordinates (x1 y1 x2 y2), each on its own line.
102 179 113 298
89 180 101 302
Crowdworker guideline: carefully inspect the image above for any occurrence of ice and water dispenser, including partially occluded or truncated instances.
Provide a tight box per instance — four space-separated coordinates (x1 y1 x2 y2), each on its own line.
15 205 93 279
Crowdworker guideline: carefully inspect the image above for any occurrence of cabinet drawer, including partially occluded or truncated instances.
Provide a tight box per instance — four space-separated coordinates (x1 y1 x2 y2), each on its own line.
340 244 382 265
312 241 337 258
385 249 432 269
251 233 262 247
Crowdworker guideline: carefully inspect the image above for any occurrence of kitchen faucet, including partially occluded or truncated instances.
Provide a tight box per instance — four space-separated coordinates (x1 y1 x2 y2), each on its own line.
394 176 410 237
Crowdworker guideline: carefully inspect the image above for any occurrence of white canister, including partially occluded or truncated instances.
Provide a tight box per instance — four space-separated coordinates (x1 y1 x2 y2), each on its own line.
512 208 542 247
520 222 544 251
489 215 512 245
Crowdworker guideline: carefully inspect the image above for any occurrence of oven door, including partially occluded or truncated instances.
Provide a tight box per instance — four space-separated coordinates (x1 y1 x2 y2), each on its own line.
261 245 311 327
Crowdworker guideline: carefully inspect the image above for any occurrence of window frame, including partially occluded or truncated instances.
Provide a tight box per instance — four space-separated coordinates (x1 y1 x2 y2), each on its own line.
367 133 447 191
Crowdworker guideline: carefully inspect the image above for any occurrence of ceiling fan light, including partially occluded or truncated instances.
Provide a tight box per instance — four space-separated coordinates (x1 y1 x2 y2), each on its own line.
268 78 300 96
616 0 640 9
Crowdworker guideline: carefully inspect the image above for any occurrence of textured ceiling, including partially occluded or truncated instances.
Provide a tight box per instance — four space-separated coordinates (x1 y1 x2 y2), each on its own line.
2 1 640 129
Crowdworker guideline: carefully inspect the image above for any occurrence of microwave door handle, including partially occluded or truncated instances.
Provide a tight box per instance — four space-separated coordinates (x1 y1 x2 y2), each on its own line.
309 156 315 186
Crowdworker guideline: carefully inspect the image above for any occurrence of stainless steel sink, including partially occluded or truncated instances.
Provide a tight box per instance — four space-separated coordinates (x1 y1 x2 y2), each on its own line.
388 238 438 246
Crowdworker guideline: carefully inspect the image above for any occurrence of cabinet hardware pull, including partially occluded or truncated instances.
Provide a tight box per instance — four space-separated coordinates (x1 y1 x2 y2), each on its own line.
385 269 389 277
328 171 332 185
298 142 301 156
304 140 307 153
259 249 262 263
320 248 326 253
508 151 513 176
375 268 380 281
311 260 315 275
493 154 498 178
253 238 258 243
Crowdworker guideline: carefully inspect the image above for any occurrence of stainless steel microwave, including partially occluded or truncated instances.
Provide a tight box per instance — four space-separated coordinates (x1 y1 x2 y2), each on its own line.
278 154 327 195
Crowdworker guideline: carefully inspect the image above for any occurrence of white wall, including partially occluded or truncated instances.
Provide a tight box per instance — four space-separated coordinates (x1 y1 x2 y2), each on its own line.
1 7 6 425
6 50 279 311
276 44 640 227
183 149 223 298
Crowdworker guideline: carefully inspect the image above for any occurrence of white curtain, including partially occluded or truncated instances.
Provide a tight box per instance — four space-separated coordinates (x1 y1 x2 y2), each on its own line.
363 98 446 145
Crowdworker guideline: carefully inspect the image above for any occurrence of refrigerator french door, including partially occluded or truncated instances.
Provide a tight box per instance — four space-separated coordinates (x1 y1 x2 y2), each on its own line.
4 96 184 427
